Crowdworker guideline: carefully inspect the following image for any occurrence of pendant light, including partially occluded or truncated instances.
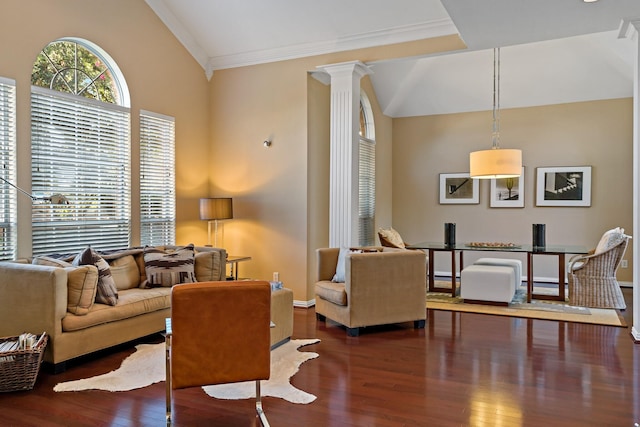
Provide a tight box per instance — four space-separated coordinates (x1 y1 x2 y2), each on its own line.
469 48 522 179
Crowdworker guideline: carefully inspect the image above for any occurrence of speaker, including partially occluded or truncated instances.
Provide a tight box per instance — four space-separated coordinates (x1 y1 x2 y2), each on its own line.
444 223 456 247
532 224 546 250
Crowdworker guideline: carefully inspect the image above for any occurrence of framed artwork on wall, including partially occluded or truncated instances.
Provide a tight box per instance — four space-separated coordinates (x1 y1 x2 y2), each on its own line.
439 173 479 204
535 166 592 207
490 167 525 208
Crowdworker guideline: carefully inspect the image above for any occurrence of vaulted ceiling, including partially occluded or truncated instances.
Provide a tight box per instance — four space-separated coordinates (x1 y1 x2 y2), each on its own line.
146 0 640 117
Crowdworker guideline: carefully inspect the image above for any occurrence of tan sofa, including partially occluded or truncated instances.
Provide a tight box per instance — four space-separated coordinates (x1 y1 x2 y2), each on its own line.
0 245 293 372
315 247 427 336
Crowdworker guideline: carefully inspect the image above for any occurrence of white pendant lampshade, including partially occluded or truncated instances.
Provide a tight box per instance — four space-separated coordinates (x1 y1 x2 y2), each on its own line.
469 148 522 179
470 48 522 180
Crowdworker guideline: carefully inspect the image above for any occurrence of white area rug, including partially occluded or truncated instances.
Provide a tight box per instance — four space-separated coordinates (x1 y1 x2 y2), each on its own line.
54 339 320 404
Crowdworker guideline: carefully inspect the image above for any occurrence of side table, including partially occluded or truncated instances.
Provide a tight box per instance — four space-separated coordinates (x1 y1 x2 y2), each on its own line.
226 255 252 280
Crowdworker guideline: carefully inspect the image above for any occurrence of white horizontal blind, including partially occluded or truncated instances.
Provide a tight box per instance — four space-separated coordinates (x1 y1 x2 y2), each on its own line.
140 110 175 246
0 78 16 260
358 137 375 246
31 86 131 256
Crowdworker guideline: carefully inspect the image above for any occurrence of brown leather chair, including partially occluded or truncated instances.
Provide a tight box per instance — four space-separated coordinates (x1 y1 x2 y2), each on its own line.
166 280 272 426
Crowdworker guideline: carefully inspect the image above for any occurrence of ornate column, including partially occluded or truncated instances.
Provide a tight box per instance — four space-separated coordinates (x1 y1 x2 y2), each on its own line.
315 61 372 248
620 18 640 341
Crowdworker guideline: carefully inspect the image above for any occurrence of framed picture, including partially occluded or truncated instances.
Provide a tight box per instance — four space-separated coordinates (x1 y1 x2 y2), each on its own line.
439 173 479 204
490 167 525 208
536 166 592 207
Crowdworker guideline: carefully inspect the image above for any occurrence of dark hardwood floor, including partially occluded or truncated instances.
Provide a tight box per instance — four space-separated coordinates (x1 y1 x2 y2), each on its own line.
3 289 639 427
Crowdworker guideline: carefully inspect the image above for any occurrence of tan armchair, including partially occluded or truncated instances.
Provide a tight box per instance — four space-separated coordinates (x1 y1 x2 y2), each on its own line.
166 281 271 426
568 229 630 309
315 247 426 336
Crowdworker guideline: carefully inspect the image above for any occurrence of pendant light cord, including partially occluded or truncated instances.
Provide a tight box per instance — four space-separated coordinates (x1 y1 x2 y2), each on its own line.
492 47 501 149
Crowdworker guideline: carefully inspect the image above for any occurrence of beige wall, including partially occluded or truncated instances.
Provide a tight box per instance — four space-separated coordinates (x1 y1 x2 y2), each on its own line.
0 0 211 256
207 38 461 303
393 98 633 282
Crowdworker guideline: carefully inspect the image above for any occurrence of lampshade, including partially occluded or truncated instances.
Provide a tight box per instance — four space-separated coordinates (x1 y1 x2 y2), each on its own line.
199 198 233 220
469 148 522 179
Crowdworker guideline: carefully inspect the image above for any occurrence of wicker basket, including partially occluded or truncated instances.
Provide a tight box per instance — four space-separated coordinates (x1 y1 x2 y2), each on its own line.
0 333 48 392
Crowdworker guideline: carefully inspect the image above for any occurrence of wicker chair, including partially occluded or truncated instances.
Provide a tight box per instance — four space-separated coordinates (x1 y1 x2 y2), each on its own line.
568 230 630 309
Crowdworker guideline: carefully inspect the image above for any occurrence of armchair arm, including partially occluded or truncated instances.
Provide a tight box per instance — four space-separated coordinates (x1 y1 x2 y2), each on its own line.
569 239 629 277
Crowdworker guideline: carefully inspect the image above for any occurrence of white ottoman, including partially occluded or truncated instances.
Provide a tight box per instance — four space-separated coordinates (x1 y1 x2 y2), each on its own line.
460 264 516 305
474 257 522 288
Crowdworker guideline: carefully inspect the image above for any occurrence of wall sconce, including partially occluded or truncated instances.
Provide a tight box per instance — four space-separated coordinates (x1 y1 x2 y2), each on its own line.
263 140 272 148
199 197 233 247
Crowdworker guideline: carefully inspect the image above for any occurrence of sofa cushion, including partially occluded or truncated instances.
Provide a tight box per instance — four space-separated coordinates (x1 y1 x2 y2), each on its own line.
33 256 72 268
61 287 171 332
194 250 224 282
315 280 347 306
65 265 99 315
143 244 196 287
109 255 140 290
73 247 119 306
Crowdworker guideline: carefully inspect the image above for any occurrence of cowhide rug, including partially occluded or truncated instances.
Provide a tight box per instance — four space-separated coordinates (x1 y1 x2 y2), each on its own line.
54 338 320 404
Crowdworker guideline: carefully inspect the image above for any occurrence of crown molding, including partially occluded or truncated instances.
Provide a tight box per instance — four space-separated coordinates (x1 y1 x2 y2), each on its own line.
206 19 458 71
146 0 457 77
145 0 209 71
618 17 640 40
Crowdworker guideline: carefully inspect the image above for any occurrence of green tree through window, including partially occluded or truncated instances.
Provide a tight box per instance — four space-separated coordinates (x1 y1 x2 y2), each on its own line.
32 40 118 104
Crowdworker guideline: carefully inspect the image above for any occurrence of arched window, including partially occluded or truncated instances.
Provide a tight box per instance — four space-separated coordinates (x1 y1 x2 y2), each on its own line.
358 92 375 246
30 38 131 254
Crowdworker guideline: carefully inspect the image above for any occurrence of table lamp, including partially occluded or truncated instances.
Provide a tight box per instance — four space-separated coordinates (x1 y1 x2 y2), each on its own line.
199 198 233 247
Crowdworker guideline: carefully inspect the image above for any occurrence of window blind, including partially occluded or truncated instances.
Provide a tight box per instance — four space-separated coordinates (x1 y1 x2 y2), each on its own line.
358 137 375 246
140 110 175 246
0 77 16 260
30 86 131 256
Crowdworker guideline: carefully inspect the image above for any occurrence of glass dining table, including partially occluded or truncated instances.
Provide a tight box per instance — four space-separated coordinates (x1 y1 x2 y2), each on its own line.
406 242 589 303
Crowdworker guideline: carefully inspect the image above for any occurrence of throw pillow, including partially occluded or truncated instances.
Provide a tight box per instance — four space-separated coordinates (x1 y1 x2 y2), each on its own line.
65 265 99 315
108 255 140 290
378 227 405 249
72 246 119 306
143 243 196 287
332 247 363 283
595 227 625 254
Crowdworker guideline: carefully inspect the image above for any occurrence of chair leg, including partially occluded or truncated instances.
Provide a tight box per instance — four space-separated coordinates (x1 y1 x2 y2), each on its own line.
347 327 360 337
255 380 270 427
414 319 426 329
165 335 172 426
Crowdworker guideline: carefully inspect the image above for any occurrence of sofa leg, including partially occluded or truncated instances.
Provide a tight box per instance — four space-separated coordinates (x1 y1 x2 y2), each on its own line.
346 327 360 337
316 313 326 322
414 319 426 329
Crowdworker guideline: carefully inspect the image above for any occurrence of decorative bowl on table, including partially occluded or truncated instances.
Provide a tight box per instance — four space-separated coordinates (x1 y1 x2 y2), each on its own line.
466 242 521 249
